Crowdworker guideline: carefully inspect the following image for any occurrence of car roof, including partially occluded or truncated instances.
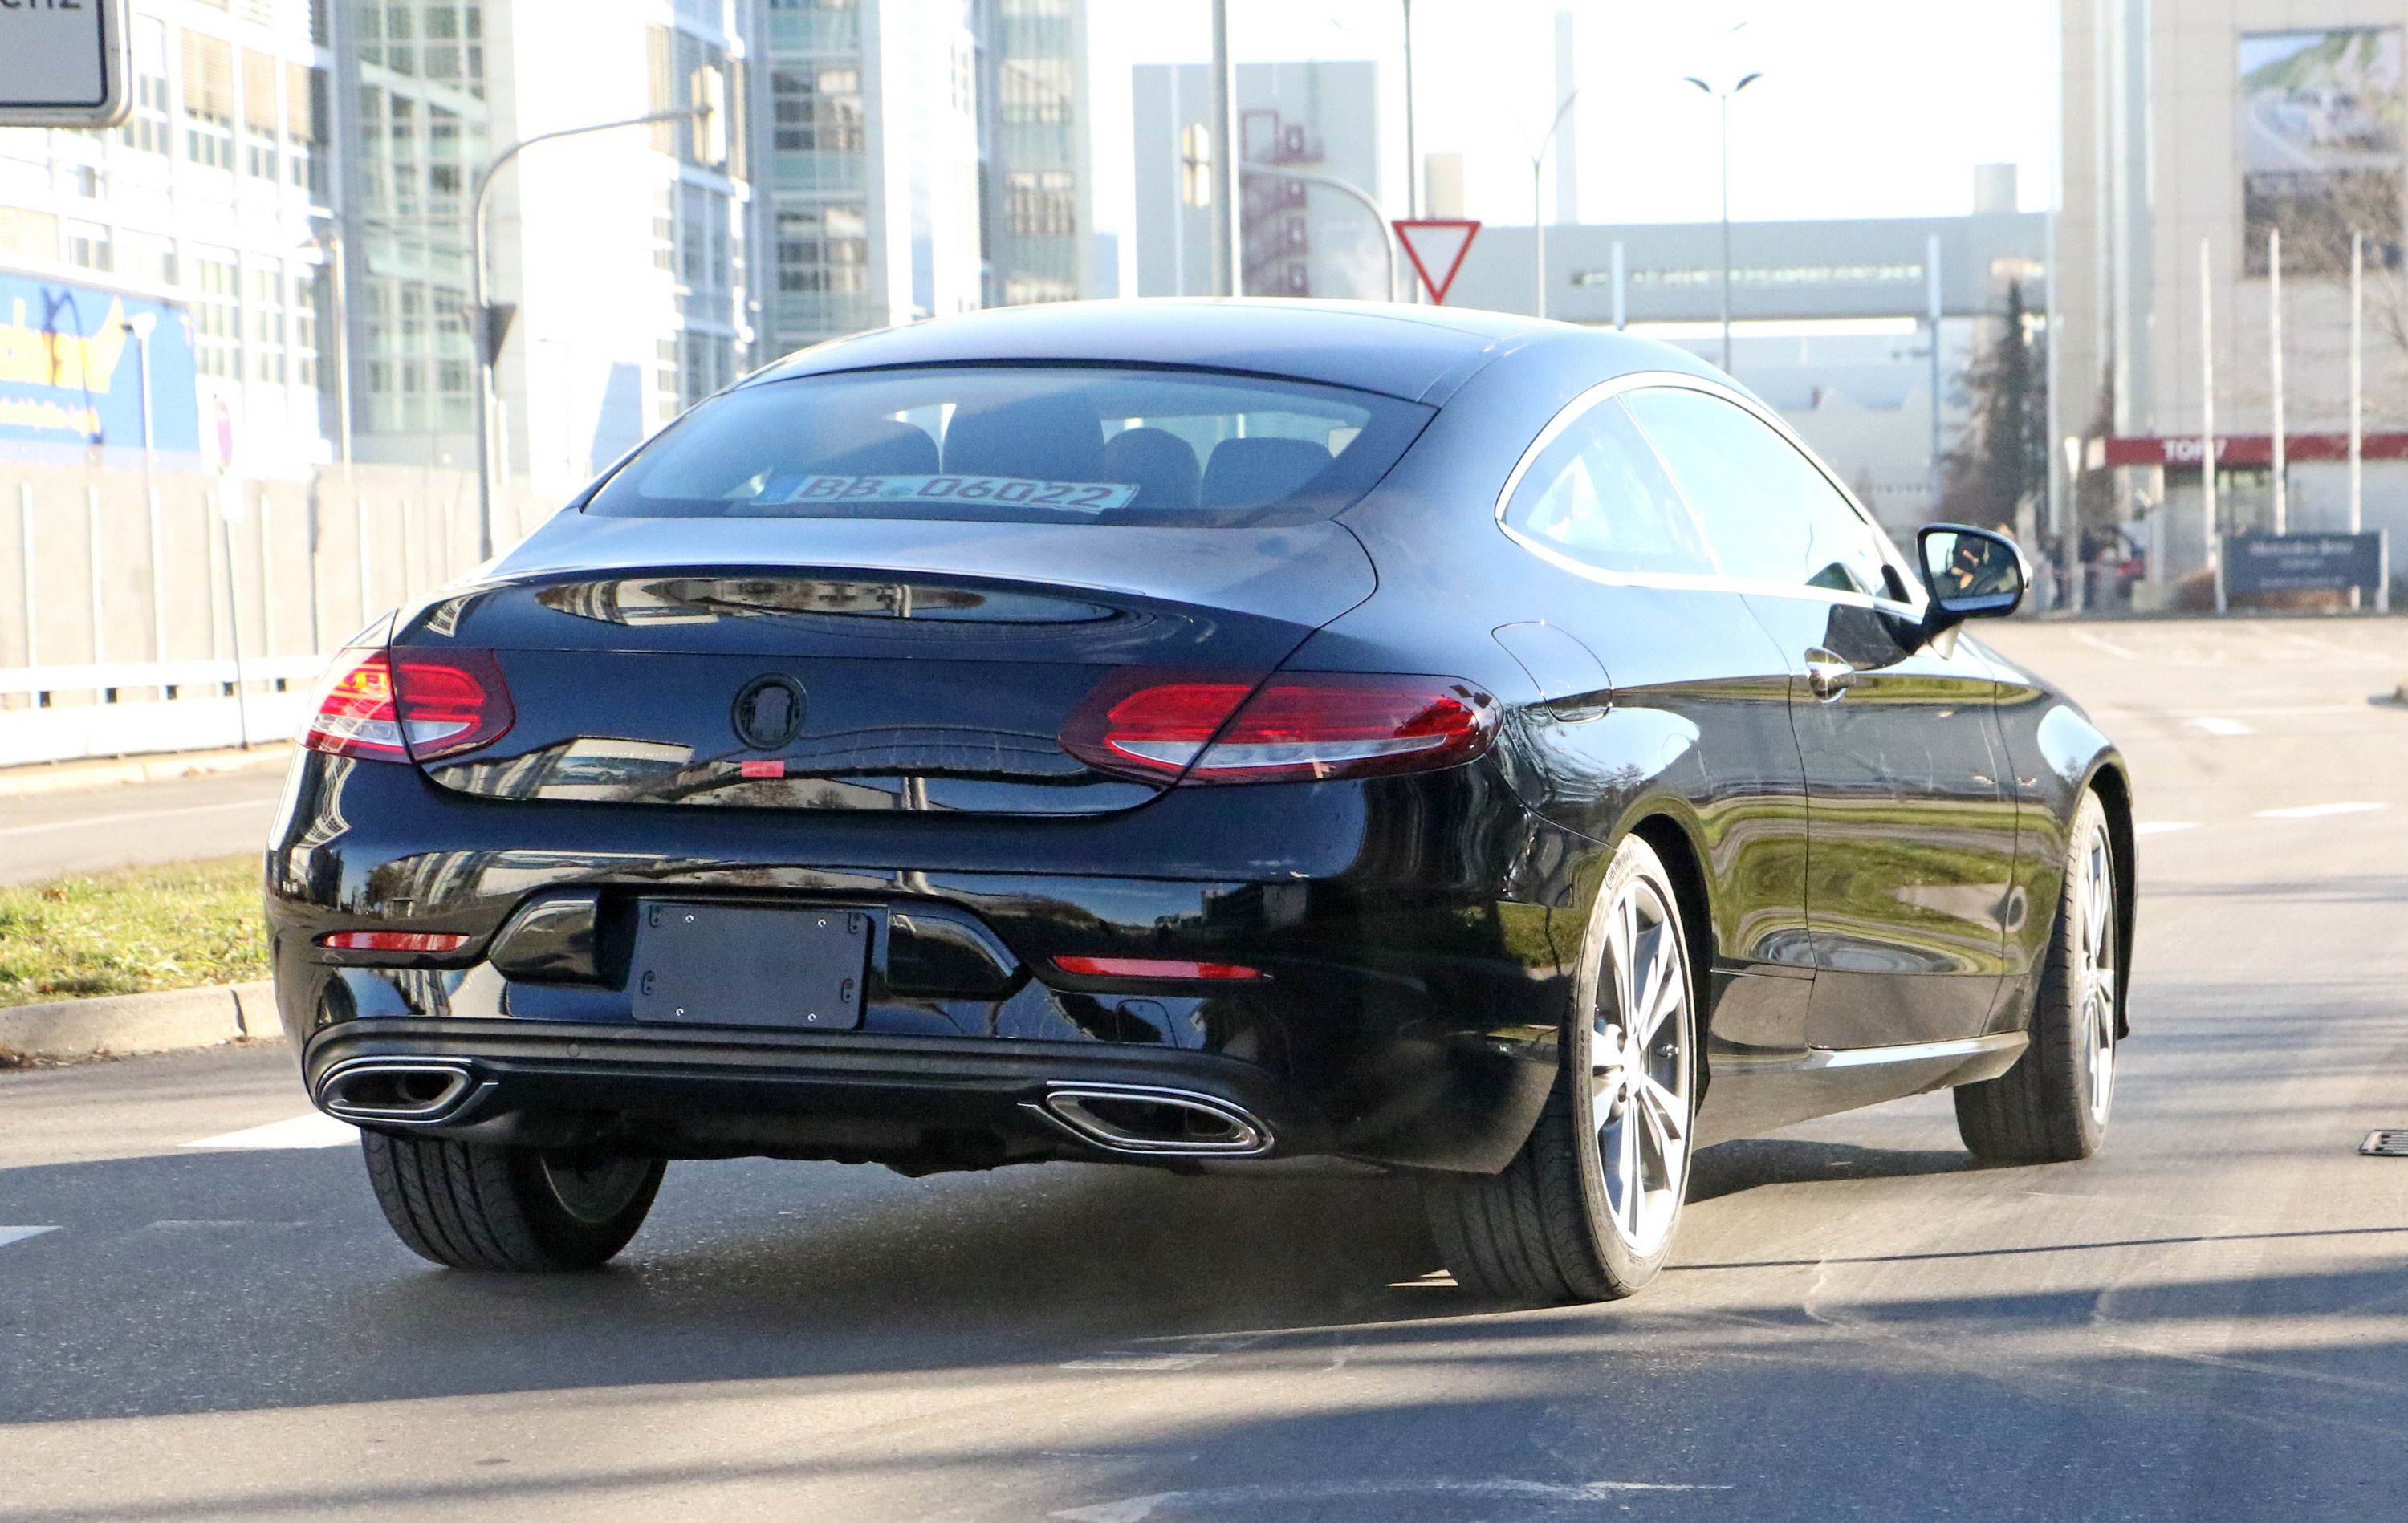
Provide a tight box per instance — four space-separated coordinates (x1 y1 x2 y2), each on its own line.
746 299 1560 405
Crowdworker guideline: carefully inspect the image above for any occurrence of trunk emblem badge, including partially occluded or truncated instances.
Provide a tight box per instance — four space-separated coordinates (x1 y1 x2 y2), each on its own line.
731 675 807 749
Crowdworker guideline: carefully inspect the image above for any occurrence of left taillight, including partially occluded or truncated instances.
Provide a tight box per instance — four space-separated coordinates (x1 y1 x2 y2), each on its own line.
303 648 515 763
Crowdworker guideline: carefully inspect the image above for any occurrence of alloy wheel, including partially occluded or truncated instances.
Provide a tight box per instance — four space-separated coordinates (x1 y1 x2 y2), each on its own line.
1590 876 1693 1257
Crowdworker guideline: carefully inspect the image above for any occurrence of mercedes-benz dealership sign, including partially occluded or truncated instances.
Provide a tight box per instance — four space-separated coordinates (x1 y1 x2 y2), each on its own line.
0 0 128 129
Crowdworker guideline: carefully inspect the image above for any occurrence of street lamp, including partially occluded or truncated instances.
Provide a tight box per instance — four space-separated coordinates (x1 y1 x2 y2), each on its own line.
469 77 722 561
1682 71 1762 374
1529 90 1580 319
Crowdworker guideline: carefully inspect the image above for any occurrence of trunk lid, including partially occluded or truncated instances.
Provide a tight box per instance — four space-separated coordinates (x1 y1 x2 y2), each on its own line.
391 518 1376 816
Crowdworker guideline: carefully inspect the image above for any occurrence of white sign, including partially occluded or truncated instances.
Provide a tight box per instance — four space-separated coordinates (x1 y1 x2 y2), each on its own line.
0 0 128 128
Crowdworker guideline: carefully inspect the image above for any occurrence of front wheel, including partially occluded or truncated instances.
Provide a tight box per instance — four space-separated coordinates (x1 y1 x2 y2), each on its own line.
1956 790 2121 1163
1422 833 1699 1302
362 1131 665 1271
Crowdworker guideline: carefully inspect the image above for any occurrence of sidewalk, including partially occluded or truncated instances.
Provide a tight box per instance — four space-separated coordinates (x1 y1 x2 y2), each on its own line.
0 745 292 800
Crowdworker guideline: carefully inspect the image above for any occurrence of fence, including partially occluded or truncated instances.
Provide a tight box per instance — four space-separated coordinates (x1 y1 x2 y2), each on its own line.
0 460 555 767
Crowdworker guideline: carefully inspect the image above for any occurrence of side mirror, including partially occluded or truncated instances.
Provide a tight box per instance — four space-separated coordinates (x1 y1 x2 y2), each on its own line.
1916 524 2027 633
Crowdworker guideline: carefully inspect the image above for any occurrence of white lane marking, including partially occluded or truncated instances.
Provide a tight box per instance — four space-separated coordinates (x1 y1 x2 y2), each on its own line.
2256 802 2388 821
0 1226 59 1249
2186 717 2255 737
2073 632 2140 659
0 798 273 839
1055 1479 1737 1521
2134 822 2197 836
182 1113 358 1151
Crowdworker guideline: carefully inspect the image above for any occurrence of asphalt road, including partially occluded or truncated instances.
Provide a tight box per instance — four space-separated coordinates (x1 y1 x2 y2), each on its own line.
0 764 287 886
2 616 2405 1521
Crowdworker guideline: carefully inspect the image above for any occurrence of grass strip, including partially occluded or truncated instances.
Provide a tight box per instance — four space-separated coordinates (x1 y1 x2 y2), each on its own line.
0 855 266 1009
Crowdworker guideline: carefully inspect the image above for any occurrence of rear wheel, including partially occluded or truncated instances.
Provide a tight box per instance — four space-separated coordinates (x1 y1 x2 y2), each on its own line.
1422 834 1698 1302
1956 790 2119 1162
361 1131 665 1271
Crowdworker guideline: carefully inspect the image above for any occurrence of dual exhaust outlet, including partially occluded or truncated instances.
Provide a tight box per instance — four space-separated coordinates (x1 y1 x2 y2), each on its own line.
1027 1084 1273 1157
315 1059 483 1124
317 1062 1274 1159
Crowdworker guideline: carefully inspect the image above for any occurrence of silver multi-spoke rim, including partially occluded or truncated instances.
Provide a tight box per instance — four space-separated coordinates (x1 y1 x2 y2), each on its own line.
1590 878 1691 1256
2075 823 2117 1126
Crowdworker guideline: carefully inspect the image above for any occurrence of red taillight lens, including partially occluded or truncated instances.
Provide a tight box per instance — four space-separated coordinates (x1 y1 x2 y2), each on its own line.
303 648 514 762
1052 956 1263 981
315 931 473 952
1062 671 1496 784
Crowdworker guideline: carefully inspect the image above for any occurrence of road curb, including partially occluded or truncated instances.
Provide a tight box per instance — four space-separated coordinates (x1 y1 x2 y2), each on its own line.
0 746 291 800
0 981 281 1062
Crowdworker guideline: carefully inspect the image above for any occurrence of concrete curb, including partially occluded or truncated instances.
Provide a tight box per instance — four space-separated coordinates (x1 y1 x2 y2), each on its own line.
0 746 291 800
0 981 281 1062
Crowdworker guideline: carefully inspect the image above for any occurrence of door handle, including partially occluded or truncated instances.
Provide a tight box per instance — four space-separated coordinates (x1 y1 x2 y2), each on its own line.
1804 651 1857 700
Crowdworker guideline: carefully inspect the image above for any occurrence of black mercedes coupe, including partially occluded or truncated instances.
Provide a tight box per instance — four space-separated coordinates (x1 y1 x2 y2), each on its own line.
266 300 2133 1302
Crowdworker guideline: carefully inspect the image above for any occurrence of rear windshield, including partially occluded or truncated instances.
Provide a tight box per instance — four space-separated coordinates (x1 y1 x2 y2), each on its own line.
585 365 1432 527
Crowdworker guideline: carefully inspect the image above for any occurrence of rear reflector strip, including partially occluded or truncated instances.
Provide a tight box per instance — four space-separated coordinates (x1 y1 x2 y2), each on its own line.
316 931 474 953
1052 956 1263 981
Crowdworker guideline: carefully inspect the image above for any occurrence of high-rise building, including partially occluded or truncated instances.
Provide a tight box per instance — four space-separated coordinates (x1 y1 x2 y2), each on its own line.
332 0 757 498
977 0 1130 308
756 0 980 359
0 0 337 477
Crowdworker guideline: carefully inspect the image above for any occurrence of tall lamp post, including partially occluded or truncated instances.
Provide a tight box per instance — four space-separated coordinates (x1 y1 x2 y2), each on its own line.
1682 71 1762 373
1529 89 1580 319
470 83 721 562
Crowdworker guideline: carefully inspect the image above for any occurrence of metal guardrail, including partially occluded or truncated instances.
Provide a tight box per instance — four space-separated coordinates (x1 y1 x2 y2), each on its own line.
0 656 328 698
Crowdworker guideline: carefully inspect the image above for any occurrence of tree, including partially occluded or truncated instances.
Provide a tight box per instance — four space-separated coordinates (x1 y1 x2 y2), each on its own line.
1938 282 2050 534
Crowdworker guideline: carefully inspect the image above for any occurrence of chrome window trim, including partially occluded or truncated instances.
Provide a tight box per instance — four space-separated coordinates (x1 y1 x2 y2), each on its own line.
1494 368 1929 617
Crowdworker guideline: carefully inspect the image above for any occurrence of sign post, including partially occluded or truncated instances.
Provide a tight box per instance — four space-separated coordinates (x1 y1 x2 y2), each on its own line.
0 0 128 128
1393 219 1481 306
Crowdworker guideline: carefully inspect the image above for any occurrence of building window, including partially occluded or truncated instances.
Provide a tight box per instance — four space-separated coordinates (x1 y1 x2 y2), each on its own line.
191 248 242 379
775 207 868 294
242 48 280 180
1004 169 1076 237
120 231 176 287
64 221 112 272
771 67 863 152
182 33 237 169
120 18 170 156
251 266 287 384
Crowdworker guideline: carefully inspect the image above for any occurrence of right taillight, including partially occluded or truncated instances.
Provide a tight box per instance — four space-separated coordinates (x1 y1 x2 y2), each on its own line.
1062 671 1497 785
303 648 515 763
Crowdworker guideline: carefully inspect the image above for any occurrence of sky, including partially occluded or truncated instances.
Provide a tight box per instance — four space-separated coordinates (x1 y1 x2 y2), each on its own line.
1121 0 2057 228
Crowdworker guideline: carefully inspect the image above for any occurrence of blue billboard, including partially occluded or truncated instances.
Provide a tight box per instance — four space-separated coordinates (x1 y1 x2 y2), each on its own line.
0 269 201 456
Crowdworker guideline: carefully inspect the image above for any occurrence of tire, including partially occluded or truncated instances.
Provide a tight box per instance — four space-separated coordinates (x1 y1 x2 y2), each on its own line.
1422 833 1700 1302
1955 790 2120 1163
361 1131 665 1271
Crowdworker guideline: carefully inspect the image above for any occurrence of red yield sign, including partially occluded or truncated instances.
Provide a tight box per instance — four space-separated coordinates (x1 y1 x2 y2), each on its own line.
1393 219 1481 305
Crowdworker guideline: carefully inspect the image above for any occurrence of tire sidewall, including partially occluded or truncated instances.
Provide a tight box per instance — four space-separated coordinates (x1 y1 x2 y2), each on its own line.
2048 792 2116 1152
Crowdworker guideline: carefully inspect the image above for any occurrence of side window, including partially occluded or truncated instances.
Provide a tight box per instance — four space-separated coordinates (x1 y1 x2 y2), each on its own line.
1624 387 1901 598
1501 397 1718 577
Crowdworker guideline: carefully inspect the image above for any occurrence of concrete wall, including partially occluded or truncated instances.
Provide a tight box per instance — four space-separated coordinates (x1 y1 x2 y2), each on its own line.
0 459 554 740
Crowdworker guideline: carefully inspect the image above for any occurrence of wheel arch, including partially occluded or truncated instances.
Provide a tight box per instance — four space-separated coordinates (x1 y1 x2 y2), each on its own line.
1623 808 1717 1099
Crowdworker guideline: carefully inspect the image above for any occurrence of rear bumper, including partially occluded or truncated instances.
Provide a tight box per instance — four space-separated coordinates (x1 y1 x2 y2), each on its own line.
266 751 1584 1172
304 1017 1326 1168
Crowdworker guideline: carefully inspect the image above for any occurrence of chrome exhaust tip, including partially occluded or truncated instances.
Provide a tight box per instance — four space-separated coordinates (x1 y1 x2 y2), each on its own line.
1028 1084 1273 1156
316 1059 480 1123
